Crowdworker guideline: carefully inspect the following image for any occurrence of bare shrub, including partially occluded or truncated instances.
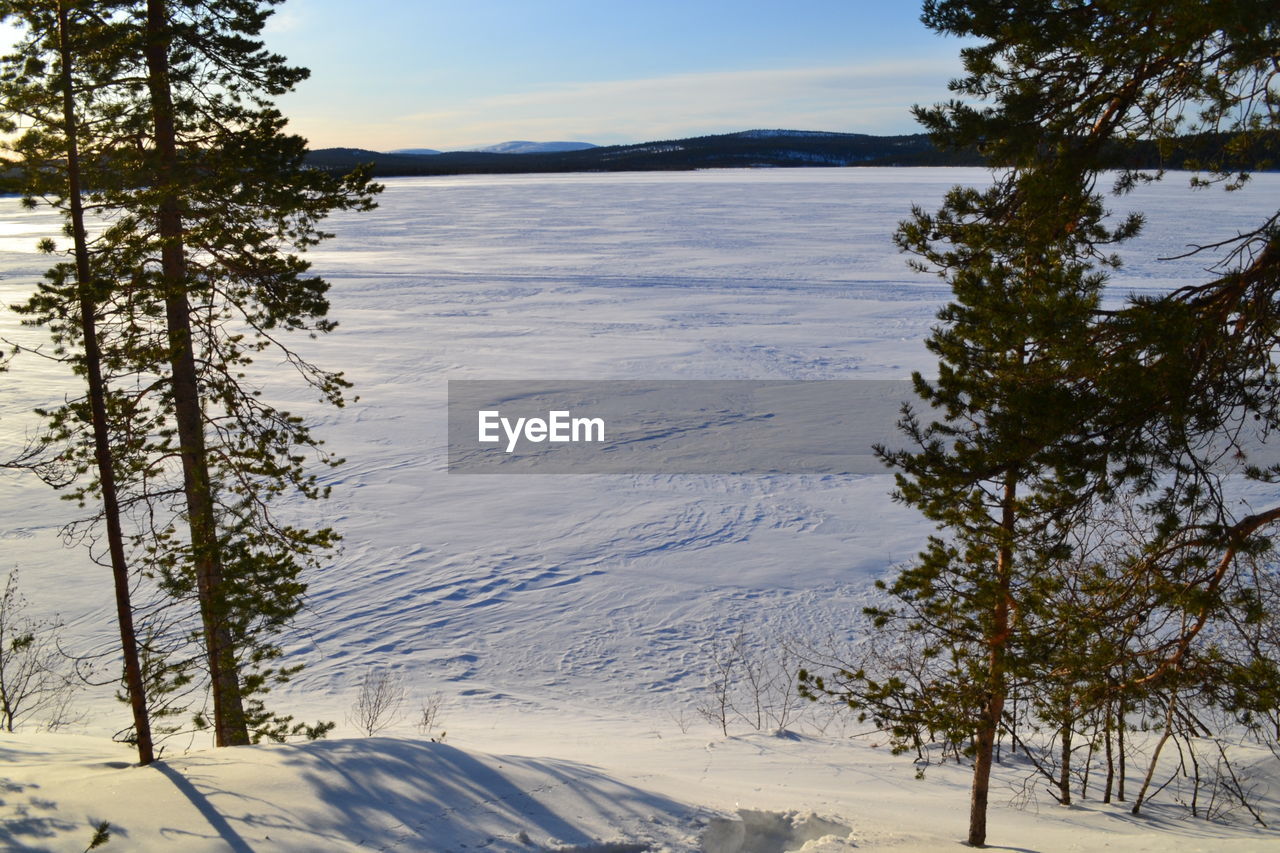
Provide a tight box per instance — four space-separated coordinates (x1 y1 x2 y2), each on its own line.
697 629 814 737
415 691 446 741
0 570 76 731
667 707 694 734
347 668 406 736
697 638 737 736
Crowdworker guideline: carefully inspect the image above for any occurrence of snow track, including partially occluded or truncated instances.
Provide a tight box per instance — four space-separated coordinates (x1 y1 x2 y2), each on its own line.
3 168 1278 730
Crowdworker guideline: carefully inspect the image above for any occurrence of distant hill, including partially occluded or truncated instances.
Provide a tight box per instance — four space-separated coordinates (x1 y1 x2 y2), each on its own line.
304 128 1279 178
388 147 442 155
305 130 979 177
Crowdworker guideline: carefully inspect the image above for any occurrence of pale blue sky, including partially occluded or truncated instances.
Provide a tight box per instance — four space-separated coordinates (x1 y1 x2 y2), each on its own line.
265 0 969 151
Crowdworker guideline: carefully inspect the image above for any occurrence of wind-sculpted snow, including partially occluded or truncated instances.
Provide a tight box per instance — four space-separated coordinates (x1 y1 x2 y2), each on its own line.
2 168 1278 726
3 168 1280 852
0 733 713 851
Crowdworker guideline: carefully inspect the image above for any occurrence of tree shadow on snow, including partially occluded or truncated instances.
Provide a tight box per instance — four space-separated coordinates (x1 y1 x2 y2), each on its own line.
151 761 256 852
0 777 114 852
280 738 695 849
145 737 698 850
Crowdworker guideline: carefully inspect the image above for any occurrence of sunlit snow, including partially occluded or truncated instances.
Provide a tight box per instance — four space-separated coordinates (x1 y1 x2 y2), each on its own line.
2 168 1278 851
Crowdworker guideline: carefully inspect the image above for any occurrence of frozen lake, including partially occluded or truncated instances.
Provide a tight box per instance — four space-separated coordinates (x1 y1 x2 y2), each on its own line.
2 166 1278 725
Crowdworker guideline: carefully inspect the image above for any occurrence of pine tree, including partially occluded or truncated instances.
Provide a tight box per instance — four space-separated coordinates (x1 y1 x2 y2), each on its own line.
803 2 1280 843
881 168 1116 846
912 0 1280 479
113 0 378 744
913 0 1280 700
6 0 379 746
0 0 154 763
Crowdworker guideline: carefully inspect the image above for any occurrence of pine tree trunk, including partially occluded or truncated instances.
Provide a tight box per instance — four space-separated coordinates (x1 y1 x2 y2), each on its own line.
1058 721 1073 805
142 0 248 747
968 474 1017 848
1007 695 1016 755
968 694 1003 847
56 0 154 766
1117 694 1126 801
1081 734 1094 800
1132 693 1176 815
1103 697 1114 804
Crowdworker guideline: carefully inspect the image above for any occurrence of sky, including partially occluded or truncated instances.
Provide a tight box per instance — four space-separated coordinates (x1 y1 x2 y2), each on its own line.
261 0 972 151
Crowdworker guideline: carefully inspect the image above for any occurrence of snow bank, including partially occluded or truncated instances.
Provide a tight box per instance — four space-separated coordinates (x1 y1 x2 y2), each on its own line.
701 809 853 853
0 732 708 852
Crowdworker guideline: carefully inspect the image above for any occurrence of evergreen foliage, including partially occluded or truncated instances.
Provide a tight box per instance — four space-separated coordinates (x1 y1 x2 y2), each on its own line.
803 2 1280 846
1 0 379 748
1 0 158 763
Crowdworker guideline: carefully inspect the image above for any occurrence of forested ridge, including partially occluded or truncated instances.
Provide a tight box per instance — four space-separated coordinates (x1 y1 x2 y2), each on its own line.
302 128 1278 178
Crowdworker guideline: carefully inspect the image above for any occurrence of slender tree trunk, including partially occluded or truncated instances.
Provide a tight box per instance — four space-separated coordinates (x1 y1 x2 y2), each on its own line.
1103 697 1115 804
1007 694 1016 755
968 473 1017 848
1187 735 1200 818
1132 693 1176 815
1057 721 1073 805
1081 713 1096 799
1117 694 1126 801
56 0 154 766
142 0 248 746
968 637 1007 846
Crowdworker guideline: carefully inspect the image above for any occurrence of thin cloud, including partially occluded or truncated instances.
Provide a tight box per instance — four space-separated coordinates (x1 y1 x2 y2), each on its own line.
391 60 959 148
264 2 305 34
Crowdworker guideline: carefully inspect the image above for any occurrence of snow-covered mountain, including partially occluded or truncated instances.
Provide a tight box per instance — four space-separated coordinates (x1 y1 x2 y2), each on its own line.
467 140 598 154
385 141 599 156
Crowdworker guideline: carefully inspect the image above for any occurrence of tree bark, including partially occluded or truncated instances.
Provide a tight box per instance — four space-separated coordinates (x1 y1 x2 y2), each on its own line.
1058 721 1073 805
968 473 1017 847
142 0 248 746
1132 693 1176 815
1103 697 1114 803
1117 695 1126 801
56 0 154 765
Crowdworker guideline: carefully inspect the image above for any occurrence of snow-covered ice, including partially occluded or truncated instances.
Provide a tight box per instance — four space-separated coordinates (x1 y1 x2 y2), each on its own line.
2 168 1279 851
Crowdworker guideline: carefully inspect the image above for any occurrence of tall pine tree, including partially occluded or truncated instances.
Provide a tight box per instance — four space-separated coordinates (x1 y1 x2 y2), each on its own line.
110 0 379 744
0 0 154 763
805 1 1280 844
881 170 1115 847
6 0 379 745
